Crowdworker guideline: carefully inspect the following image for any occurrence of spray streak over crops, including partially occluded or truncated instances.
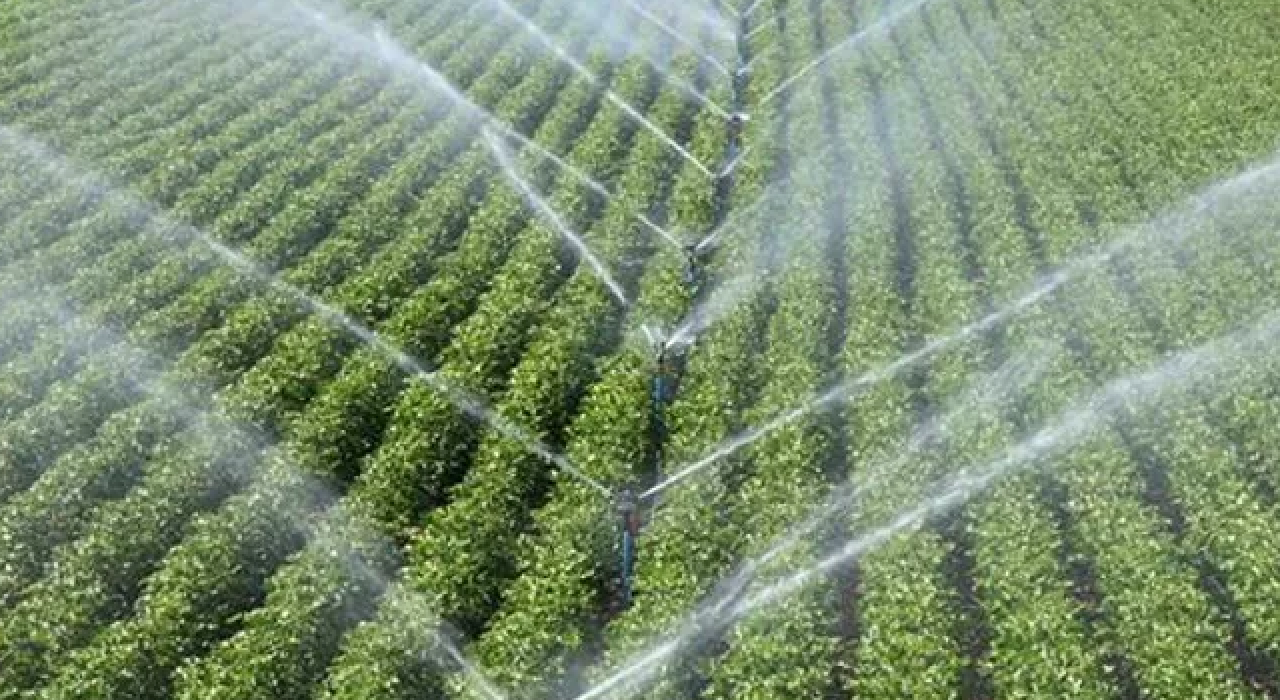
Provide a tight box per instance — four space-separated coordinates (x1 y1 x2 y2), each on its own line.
285 0 689 255
617 0 731 75
481 128 631 308
0 300 512 700
0 218 515 700
258 506 514 700
476 0 736 78
480 125 685 253
641 272 1059 497
643 154 1280 498
0 123 606 498
651 173 837 352
483 128 686 251
762 0 937 104
739 312 1280 608
306 0 714 178
474 0 717 176
635 0 738 43
729 348 1057 584
581 307 1280 700
6 0 1280 697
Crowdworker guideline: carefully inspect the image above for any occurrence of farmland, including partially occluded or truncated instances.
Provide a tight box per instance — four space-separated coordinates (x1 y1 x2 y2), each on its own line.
1 0 1279 697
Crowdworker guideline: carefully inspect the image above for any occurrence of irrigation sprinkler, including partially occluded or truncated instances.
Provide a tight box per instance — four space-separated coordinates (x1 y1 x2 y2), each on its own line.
615 485 644 607
677 243 705 294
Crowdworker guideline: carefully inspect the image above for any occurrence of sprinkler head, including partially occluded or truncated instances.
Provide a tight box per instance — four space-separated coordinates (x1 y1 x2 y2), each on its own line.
617 486 639 512
642 324 668 353
640 323 665 349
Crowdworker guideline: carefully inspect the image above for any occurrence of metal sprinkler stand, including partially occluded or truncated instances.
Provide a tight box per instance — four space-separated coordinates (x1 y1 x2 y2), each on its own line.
616 486 642 606
715 112 750 191
611 333 684 612
652 336 679 405
682 243 711 296
614 222 720 611
725 113 750 145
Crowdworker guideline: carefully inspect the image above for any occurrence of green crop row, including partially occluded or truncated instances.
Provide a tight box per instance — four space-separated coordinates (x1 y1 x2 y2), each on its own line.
447 18 780 697
908 3 1120 695
158 46 609 700
0 82 422 505
0 4 565 696
3 0 1280 696
316 50 711 700
0 0 501 498
13 6 681 698
584 8 797 700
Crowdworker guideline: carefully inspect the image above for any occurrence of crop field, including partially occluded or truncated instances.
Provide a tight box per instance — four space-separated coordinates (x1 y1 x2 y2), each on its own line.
1 0 1280 697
